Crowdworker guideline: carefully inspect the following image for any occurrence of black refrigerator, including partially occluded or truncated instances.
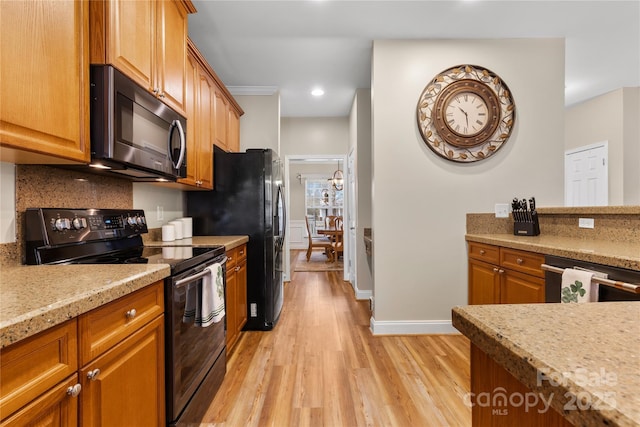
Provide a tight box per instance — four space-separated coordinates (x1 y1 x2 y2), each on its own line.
186 148 286 330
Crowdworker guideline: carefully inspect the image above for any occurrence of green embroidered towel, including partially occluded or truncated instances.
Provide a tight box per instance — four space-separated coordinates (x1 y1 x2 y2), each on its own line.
561 268 597 303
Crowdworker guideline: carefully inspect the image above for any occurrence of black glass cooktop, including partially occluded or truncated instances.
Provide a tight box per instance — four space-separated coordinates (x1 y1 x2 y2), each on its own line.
72 245 225 275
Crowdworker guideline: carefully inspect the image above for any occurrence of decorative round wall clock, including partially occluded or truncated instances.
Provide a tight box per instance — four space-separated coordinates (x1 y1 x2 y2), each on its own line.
416 64 516 162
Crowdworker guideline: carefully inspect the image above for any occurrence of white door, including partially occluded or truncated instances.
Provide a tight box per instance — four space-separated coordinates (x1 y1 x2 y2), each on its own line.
347 149 356 283
564 142 608 206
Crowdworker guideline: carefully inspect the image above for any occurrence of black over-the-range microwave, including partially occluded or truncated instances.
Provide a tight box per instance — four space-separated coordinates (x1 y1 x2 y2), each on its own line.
89 64 187 182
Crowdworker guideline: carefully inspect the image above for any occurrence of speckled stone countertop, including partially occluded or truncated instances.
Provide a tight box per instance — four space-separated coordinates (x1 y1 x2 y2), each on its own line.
0 264 169 348
452 302 640 427
144 235 249 251
466 234 640 271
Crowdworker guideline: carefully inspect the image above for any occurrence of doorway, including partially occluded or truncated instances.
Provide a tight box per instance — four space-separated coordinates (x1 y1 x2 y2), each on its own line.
283 154 350 282
564 141 609 206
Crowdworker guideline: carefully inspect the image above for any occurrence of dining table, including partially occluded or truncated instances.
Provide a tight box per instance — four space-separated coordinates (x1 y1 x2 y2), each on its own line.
316 227 343 262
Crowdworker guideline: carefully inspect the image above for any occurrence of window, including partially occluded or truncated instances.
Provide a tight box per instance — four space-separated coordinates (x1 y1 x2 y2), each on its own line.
305 178 343 236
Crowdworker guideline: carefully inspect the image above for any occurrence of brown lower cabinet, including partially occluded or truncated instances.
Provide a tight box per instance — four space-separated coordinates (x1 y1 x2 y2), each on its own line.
471 344 572 426
0 281 165 427
226 244 248 351
468 242 545 304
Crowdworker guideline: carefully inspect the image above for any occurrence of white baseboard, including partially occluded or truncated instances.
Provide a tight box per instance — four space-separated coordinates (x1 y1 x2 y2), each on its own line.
369 318 460 335
353 287 372 301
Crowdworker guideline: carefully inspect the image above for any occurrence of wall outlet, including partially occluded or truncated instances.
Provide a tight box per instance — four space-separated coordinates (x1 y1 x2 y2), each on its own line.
578 218 594 228
156 206 164 221
495 203 510 218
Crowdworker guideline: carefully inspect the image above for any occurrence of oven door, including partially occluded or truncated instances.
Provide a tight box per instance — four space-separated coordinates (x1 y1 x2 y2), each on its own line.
166 255 227 423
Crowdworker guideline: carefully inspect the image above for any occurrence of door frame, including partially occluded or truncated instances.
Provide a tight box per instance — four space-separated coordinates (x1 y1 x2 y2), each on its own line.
283 154 350 282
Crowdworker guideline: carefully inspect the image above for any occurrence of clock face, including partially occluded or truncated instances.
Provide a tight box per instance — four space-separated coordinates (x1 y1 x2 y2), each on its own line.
416 65 516 162
444 91 489 137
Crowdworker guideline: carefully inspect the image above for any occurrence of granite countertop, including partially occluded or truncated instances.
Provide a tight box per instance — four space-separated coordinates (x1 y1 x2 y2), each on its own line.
453 302 640 427
466 233 640 271
144 235 248 251
0 264 170 348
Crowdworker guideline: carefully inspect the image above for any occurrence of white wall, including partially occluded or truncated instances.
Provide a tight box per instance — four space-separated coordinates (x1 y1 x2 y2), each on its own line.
350 89 373 292
280 117 349 157
132 183 184 229
565 87 640 205
235 93 281 154
371 39 565 333
0 162 16 243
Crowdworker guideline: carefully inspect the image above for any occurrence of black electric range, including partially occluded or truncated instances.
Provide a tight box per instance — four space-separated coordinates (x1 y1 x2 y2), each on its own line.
24 208 224 273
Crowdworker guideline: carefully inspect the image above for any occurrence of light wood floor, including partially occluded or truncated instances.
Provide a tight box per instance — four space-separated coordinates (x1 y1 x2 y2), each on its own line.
201 270 471 426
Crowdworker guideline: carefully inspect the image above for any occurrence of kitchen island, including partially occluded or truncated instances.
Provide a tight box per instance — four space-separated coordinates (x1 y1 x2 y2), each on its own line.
452 302 639 427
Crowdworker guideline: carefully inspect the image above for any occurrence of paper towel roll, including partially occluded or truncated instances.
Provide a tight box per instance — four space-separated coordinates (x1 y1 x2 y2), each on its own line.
162 224 175 242
169 220 183 239
180 217 193 238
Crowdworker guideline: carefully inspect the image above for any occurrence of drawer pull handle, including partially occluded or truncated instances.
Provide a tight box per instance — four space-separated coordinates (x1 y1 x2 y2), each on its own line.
235 266 241 272
87 369 101 381
240 250 244 255
67 384 82 397
516 258 524 265
480 250 485 255
228 256 233 262
498 269 504 274
125 309 137 319
493 267 499 273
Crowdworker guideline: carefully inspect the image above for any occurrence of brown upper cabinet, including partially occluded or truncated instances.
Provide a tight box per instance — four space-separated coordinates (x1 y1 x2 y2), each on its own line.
178 39 244 190
0 0 90 164
90 0 197 117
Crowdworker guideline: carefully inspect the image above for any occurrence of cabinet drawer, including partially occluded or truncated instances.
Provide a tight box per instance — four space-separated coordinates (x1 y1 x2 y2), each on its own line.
226 247 238 270
500 248 545 278
79 281 164 365
468 242 500 264
236 244 247 263
0 320 77 419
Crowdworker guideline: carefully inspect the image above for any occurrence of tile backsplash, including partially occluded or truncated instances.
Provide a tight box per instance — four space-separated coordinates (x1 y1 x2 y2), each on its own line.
1 165 133 265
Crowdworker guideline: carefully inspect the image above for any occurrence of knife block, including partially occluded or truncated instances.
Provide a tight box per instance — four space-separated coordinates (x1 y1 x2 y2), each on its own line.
513 216 540 236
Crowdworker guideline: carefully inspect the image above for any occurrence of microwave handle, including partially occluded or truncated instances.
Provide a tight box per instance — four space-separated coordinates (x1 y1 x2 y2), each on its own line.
169 120 186 170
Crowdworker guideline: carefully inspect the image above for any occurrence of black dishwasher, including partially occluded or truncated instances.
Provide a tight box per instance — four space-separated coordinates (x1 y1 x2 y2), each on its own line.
544 255 640 302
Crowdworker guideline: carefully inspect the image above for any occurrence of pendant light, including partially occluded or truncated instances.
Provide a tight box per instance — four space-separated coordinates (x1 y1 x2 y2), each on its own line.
331 159 344 191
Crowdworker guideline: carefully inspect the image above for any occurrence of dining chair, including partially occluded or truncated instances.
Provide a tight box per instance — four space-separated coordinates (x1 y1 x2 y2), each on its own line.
305 216 333 262
331 219 344 261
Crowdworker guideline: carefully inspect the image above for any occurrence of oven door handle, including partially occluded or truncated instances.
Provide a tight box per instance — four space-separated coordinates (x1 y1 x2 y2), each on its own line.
174 256 227 289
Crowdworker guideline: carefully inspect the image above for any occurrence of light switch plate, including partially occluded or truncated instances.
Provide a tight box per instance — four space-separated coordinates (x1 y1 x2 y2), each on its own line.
578 218 594 228
495 203 509 218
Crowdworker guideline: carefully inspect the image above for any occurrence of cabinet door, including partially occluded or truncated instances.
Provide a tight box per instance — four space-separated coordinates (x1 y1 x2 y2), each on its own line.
104 0 156 92
236 258 248 333
213 88 229 151
80 316 165 427
500 270 545 304
156 0 188 115
1 375 79 427
0 0 89 163
227 108 241 153
179 50 199 187
225 268 238 349
197 67 214 189
468 259 500 305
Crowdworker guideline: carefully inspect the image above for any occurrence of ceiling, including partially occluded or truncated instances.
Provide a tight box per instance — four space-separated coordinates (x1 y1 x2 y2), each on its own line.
188 1 640 117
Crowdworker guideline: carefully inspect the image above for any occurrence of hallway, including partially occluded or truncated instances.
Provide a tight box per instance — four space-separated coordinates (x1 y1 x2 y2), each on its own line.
201 271 471 426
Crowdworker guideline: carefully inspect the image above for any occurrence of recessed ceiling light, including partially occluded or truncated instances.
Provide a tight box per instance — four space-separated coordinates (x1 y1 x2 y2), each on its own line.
311 88 325 97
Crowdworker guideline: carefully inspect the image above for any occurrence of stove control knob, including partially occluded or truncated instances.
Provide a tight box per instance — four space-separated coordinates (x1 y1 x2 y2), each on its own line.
72 217 87 230
54 218 71 231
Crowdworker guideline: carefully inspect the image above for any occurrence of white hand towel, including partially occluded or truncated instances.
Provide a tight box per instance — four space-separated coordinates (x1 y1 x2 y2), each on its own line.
561 268 597 303
183 282 197 323
196 263 225 327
